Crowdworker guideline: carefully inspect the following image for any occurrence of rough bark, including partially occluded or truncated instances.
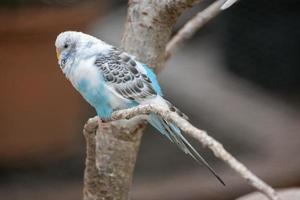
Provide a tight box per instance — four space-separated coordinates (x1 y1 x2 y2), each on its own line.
121 0 199 69
83 117 145 200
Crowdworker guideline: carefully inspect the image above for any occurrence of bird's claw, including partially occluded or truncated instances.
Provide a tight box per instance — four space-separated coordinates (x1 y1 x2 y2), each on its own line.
97 117 111 129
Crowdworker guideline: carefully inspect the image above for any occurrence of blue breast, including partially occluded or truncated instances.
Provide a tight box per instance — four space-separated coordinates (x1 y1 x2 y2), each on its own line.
77 78 113 119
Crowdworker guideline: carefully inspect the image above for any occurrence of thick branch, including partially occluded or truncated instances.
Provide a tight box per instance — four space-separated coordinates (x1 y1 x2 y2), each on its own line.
111 104 280 200
121 0 200 69
164 0 230 64
83 117 145 200
83 117 99 200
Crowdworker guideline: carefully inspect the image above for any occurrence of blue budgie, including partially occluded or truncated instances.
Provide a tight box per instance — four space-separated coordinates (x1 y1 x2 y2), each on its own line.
55 31 224 185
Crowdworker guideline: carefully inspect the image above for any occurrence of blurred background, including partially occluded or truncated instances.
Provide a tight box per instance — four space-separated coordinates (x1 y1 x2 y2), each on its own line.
0 0 299 199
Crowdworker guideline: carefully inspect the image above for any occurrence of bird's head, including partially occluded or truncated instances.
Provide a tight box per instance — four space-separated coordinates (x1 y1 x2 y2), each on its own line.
55 31 84 70
55 31 109 71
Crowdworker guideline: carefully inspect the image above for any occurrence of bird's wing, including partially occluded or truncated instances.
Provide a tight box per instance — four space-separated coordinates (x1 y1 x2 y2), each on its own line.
95 50 157 102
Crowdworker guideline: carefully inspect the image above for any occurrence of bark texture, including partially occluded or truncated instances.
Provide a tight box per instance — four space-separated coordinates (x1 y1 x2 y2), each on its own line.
121 0 198 69
83 117 145 200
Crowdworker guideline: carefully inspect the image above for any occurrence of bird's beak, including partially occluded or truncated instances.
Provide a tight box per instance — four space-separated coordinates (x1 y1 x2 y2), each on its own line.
56 49 60 60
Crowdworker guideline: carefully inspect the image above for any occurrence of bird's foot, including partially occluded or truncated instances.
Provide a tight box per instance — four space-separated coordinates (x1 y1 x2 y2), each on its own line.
97 117 110 128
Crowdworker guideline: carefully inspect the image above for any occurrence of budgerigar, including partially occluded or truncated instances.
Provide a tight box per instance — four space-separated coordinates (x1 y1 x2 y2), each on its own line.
55 31 224 185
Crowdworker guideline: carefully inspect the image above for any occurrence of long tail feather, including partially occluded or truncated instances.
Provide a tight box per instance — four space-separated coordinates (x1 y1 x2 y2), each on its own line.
148 114 225 186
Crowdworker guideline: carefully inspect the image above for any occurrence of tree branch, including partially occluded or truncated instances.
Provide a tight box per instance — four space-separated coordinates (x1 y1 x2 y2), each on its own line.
111 104 280 200
83 116 145 200
121 0 200 69
164 0 232 65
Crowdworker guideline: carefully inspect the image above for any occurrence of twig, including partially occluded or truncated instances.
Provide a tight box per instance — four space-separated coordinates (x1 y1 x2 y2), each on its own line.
238 188 300 200
111 104 280 200
163 0 232 66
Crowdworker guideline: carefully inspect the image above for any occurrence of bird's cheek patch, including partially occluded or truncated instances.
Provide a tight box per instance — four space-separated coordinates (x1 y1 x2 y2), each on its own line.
60 59 66 69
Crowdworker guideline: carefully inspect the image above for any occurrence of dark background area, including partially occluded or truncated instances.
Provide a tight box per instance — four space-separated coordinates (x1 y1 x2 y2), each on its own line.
222 0 300 92
0 0 299 199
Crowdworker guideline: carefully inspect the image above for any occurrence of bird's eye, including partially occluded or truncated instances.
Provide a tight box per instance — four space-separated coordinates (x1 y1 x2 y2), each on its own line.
64 44 69 48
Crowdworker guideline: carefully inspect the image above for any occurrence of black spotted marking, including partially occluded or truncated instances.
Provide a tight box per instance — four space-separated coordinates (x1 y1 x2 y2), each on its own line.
112 77 118 83
109 65 114 70
136 80 143 88
147 78 152 83
129 66 138 74
106 74 113 82
95 50 157 101
125 87 132 94
129 60 136 66
121 55 130 62
124 75 131 81
142 74 152 83
115 88 122 95
112 71 119 75
133 85 141 93
147 85 156 94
